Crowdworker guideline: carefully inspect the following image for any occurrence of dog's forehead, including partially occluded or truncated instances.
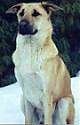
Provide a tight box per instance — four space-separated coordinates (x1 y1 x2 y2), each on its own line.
22 3 47 14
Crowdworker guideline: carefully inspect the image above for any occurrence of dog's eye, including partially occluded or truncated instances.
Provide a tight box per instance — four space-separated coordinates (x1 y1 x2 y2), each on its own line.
32 9 41 17
19 9 24 16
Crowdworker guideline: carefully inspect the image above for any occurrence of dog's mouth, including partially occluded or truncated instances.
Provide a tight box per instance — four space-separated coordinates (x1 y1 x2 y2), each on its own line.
31 29 38 35
18 20 38 36
19 27 38 35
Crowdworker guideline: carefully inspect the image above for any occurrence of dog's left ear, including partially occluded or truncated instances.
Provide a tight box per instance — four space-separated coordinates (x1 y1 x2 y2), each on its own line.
6 3 22 14
42 2 63 15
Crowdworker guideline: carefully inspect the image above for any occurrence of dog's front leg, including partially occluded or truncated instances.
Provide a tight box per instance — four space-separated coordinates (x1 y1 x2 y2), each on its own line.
25 100 38 125
43 94 56 125
25 100 32 124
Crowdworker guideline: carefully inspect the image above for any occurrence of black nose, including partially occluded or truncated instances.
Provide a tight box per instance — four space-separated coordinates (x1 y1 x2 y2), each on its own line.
39 121 44 124
19 20 38 35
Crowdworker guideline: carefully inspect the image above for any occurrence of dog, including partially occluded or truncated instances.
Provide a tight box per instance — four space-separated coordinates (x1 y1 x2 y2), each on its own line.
6 2 75 125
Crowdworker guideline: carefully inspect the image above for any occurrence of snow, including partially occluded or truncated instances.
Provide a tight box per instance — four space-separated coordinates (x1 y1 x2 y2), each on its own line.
71 76 80 124
0 83 24 124
0 76 80 124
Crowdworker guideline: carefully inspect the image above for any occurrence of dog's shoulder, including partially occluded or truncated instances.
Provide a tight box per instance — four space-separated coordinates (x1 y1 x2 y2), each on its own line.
42 39 58 59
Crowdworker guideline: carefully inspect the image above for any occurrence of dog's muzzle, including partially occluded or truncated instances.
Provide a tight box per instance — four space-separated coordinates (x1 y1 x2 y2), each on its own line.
18 20 38 35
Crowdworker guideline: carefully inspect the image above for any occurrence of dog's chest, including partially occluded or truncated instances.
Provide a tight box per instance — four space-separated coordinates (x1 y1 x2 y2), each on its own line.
13 42 43 74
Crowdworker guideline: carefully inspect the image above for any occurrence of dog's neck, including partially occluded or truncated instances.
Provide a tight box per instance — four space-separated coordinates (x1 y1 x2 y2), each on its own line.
16 31 52 47
16 32 58 58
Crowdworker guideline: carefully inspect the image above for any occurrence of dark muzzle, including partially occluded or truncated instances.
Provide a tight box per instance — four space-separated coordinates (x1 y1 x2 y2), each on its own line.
18 20 38 35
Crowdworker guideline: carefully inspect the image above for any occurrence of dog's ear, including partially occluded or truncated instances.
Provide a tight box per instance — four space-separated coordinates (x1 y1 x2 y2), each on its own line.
6 3 22 14
42 2 63 15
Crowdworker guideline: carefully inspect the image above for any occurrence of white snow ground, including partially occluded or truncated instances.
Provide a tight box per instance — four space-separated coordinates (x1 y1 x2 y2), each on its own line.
0 75 80 124
0 83 24 124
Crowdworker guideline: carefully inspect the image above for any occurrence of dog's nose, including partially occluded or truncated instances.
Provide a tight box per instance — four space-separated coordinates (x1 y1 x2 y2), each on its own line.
19 20 38 35
19 20 33 35
39 121 44 124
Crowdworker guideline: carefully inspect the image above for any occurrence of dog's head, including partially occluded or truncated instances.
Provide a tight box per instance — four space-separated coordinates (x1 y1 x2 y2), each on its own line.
6 2 62 36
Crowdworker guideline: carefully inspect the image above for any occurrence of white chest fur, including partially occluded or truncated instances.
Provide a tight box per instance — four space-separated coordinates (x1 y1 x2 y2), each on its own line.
13 35 43 73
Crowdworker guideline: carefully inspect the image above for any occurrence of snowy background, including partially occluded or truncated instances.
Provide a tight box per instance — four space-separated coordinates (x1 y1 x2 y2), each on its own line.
0 73 80 124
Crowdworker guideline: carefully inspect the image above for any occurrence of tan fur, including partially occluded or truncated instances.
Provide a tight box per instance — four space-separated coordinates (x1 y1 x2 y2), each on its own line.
7 3 75 125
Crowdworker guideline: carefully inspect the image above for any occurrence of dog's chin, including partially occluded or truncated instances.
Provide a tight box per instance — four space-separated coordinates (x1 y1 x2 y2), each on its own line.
19 29 38 36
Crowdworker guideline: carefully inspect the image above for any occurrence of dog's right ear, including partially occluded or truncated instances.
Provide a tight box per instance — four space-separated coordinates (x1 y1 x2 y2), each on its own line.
6 3 22 14
41 2 63 15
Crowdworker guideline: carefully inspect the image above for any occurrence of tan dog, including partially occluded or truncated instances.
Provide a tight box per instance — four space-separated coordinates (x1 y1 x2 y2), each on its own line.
6 2 75 125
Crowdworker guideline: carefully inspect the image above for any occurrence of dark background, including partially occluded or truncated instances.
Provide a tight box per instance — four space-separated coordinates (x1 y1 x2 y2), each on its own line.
0 0 80 87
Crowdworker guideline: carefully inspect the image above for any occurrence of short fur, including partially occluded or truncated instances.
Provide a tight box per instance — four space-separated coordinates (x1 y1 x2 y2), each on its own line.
7 3 75 125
